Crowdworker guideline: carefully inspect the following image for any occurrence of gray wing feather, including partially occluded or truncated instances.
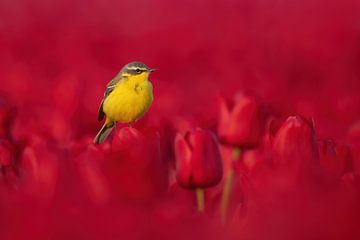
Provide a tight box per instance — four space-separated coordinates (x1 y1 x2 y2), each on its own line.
97 75 123 121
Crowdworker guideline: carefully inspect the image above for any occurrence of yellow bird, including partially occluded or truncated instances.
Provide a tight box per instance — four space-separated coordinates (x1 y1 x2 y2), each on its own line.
93 61 155 144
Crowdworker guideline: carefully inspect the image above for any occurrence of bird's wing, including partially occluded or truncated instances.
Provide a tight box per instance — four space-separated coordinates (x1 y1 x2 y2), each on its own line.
97 76 122 121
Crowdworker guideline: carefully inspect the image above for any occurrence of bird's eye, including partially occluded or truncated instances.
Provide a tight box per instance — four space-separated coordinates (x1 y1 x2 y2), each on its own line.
135 68 141 73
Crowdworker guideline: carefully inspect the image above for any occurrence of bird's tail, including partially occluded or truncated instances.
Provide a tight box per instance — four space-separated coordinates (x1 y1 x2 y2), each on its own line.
93 119 114 144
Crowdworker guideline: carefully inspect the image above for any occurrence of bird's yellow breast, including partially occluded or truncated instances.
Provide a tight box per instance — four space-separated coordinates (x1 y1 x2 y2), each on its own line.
103 74 153 123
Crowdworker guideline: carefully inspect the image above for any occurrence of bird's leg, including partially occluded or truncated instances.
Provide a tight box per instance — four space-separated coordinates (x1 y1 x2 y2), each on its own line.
129 122 133 128
114 122 118 132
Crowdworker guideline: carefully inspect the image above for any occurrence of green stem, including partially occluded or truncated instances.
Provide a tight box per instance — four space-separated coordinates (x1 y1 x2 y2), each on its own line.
220 147 241 224
196 188 205 212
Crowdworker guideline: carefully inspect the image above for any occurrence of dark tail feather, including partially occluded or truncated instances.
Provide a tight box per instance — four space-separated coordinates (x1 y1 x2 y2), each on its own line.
93 122 114 144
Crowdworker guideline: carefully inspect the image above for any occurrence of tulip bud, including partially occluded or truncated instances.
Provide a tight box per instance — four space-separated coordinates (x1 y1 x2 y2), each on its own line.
175 128 223 189
110 127 168 203
272 116 319 167
218 94 265 148
112 127 145 157
21 136 59 202
71 138 110 205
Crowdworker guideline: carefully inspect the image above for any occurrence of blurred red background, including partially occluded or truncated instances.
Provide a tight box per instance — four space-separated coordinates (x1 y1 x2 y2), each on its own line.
1 0 360 239
1 0 360 139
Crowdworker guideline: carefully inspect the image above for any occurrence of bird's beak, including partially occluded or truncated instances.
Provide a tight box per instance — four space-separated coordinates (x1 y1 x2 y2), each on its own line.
148 68 157 72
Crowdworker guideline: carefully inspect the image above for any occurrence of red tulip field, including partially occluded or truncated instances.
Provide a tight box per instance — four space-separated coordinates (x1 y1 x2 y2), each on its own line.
0 0 360 239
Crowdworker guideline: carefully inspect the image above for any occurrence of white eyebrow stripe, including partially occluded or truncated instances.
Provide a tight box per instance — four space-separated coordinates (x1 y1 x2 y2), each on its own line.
127 66 147 70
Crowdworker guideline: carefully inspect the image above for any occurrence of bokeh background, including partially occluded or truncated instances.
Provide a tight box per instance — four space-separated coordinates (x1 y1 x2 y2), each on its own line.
1 0 360 140
1 0 360 239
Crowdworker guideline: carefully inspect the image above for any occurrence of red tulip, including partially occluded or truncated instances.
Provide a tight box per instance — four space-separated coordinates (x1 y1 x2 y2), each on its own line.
111 127 145 157
110 127 168 203
271 116 320 187
20 136 59 202
218 94 265 148
175 128 223 188
272 116 319 166
71 138 110 205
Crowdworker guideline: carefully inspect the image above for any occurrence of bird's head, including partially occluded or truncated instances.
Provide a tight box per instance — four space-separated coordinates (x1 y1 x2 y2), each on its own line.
120 62 156 80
